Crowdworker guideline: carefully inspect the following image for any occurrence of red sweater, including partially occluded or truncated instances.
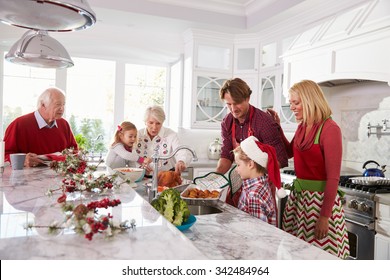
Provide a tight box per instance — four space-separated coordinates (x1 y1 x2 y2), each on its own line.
4 112 78 162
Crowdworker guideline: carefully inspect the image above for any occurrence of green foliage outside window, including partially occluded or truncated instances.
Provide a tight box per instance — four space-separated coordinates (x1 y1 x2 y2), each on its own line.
69 115 106 154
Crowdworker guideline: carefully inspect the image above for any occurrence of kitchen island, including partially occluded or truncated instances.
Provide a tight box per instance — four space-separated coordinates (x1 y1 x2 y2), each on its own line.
0 166 337 260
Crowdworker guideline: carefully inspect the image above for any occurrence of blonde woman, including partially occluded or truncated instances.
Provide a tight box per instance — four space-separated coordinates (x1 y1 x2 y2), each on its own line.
268 80 350 259
106 121 151 170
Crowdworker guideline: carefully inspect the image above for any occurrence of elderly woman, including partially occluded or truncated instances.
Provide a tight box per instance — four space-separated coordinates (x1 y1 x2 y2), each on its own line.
136 105 191 175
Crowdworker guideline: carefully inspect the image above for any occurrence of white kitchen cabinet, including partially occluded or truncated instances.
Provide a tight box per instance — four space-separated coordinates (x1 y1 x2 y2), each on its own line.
259 68 297 131
261 42 279 69
375 233 390 260
258 37 297 132
195 43 232 73
194 74 228 127
260 37 294 71
183 29 234 129
375 200 390 260
233 43 259 73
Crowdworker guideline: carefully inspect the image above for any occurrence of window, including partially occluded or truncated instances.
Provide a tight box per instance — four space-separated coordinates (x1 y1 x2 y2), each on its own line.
66 57 115 155
124 64 166 129
2 55 55 134
1 56 168 155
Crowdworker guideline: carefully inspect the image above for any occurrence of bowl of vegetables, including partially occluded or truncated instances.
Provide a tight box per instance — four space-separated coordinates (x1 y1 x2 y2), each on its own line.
114 167 145 182
151 188 194 230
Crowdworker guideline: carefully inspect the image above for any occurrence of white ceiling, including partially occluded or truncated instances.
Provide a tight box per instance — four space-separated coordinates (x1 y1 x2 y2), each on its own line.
0 0 367 64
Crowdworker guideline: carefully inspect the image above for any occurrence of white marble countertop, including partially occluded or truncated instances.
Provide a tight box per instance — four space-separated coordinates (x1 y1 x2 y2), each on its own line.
0 166 337 260
0 167 205 260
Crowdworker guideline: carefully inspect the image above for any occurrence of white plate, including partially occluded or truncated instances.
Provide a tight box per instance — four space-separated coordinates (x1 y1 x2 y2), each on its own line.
350 176 385 186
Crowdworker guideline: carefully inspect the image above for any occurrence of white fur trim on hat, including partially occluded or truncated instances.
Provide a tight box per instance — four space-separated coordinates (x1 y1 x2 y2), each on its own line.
240 136 268 168
276 188 287 199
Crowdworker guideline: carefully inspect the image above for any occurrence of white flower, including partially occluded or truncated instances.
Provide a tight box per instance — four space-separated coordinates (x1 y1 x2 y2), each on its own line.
105 227 113 237
86 211 95 219
45 189 53 197
113 220 121 228
82 223 92 234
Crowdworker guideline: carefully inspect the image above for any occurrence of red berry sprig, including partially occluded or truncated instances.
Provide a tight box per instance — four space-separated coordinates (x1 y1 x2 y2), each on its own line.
86 198 121 210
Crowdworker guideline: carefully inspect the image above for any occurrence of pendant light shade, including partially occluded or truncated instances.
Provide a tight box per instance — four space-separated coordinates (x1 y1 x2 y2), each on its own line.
0 0 96 32
5 30 74 68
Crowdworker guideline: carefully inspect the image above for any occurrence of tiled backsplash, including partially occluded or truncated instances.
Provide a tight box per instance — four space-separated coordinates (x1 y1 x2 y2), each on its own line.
326 81 390 177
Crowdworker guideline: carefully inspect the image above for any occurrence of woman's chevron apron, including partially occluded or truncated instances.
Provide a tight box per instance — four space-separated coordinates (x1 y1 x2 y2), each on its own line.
282 119 350 259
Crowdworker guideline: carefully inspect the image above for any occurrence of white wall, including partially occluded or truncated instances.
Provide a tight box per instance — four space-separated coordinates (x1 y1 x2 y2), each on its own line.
177 128 221 160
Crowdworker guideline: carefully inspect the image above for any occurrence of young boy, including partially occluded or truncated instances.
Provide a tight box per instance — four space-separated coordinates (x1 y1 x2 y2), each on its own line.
233 136 286 226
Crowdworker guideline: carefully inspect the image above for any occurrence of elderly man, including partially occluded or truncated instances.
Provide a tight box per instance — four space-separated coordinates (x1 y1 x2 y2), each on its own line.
4 87 78 167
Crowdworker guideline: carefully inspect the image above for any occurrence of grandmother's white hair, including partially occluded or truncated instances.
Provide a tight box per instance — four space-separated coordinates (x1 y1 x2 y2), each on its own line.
144 105 166 123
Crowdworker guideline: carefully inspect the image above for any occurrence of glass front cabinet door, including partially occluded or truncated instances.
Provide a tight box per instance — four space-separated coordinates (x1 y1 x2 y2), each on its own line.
259 71 296 131
193 76 227 128
260 75 276 111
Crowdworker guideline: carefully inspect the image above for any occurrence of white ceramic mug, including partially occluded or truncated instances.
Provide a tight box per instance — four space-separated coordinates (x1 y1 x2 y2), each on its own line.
10 153 26 170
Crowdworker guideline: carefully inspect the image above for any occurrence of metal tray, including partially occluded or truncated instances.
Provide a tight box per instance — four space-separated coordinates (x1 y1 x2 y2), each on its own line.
180 184 223 201
349 176 390 186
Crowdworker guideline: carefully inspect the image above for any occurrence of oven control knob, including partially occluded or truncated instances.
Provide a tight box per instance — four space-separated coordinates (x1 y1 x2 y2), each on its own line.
358 202 369 212
349 199 359 209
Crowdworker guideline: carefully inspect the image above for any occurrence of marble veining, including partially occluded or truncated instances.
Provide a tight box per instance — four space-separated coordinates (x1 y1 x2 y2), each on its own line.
0 166 337 260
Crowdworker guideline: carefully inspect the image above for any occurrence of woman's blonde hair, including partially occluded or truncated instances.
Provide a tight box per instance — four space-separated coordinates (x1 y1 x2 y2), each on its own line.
144 105 166 124
233 146 266 174
289 79 332 124
112 121 137 146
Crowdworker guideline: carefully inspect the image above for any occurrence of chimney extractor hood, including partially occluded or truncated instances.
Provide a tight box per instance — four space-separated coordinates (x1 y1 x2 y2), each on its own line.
318 79 376 87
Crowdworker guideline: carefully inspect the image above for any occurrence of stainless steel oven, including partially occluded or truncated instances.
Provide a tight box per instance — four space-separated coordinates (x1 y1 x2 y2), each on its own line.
339 175 390 260
345 219 375 260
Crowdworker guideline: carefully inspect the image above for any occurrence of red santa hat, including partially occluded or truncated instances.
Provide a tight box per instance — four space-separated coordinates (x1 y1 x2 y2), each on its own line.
240 136 287 199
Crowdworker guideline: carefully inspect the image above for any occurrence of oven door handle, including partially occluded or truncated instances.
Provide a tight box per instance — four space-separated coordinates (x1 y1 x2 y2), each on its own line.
345 218 375 231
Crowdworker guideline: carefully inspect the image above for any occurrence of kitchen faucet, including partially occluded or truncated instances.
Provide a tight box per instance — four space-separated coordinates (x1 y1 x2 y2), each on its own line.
148 145 198 202
367 119 390 138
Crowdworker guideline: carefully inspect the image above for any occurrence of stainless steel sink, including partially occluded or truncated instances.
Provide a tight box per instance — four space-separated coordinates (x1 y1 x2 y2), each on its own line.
187 204 223 215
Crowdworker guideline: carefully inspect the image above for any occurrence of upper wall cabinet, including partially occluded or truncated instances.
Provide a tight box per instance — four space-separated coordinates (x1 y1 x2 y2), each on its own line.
183 29 234 129
260 37 295 70
258 69 296 131
233 43 259 73
261 42 279 69
258 37 297 132
195 44 232 73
